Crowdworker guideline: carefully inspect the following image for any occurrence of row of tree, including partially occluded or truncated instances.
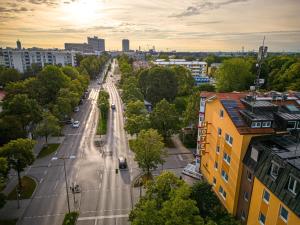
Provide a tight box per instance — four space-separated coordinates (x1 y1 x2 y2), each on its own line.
130 172 240 225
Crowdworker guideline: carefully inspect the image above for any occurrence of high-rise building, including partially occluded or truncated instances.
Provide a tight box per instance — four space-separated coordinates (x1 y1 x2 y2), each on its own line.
197 91 300 225
0 48 77 73
16 40 22 50
122 39 130 52
87 36 105 52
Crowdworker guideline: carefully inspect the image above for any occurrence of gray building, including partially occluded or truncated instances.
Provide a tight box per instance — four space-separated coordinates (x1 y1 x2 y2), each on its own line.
16 40 22 50
64 43 93 53
87 36 105 52
122 39 130 52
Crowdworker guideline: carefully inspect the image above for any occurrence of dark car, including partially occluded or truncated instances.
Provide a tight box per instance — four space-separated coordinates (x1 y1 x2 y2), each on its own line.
118 156 127 169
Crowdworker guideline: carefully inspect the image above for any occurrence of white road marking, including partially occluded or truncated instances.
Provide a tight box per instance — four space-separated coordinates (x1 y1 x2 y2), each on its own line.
178 155 183 161
39 178 43 184
78 214 129 221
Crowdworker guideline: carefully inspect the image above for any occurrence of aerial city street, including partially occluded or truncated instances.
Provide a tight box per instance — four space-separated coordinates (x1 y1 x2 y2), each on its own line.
0 1 300 225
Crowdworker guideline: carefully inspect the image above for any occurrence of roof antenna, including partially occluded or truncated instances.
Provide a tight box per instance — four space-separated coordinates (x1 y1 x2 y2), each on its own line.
255 36 268 92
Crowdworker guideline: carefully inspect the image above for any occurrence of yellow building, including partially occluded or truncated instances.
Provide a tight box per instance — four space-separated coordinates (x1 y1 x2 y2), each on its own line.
198 92 300 223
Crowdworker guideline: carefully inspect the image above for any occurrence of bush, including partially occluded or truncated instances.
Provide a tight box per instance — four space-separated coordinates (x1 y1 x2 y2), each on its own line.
62 212 78 225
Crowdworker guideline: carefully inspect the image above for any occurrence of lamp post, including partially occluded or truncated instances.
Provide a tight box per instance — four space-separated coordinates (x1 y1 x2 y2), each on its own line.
52 155 75 213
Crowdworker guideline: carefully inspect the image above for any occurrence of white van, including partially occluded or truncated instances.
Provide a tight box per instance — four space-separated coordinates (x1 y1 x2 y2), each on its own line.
182 164 202 180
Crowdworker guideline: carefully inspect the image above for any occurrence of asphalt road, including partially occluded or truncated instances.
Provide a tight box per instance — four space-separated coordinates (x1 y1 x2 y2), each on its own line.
14 59 194 225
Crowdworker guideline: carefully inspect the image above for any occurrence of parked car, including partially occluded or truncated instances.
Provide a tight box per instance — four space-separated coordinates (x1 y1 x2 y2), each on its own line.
182 164 202 180
118 156 127 169
72 121 80 128
74 106 80 112
111 103 116 110
79 99 84 105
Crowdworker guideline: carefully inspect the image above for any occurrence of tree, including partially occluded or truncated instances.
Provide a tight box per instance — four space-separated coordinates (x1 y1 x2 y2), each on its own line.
0 157 8 208
131 129 166 176
0 139 35 190
125 115 150 135
37 65 70 104
215 58 255 92
125 100 147 117
183 92 200 128
196 83 215 92
172 66 195 96
0 115 27 145
35 112 61 145
2 94 42 132
139 67 178 105
0 68 21 87
150 99 179 140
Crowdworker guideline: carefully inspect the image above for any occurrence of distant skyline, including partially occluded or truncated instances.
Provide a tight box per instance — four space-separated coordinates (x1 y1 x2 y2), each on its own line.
0 0 300 52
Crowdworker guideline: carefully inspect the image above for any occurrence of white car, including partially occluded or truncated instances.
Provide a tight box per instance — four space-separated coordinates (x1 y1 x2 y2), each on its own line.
74 106 80 112
182 164 202 180
72 121 80 128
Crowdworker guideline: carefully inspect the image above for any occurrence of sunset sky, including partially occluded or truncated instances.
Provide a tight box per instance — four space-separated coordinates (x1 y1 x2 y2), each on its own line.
0 0 299 52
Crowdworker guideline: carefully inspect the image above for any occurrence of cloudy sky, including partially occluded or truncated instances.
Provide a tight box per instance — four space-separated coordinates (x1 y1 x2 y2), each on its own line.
0 0 299 52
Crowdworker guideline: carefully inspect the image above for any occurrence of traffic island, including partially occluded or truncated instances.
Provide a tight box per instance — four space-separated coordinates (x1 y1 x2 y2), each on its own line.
37 143 60 158
7 176 36 200
62 211 78 225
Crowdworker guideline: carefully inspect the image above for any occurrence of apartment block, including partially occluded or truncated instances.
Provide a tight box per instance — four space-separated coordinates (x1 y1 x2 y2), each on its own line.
0 48 77 73
197 91 300 224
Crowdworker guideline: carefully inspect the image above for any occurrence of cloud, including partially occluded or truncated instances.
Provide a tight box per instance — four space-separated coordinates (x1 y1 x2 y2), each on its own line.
185 20 223 26
170 0 249 18
0 6 31 13
15 0 59 6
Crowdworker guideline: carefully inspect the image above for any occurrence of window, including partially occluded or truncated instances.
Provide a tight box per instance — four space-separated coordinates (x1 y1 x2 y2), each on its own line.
288 176 299 195
262 121 272 128
219 186 226 199
213 177 216 186
220 109 224 118
216 146 220 154
251 147 259 162
263 189 270 203
218 128 222 136
279 206 289 222
270 162 280 179
298 122 300 129
225 133 233 146
221 169 229 182
214 162 218 170
259 212 266 225
247 170 252 182
241 210 246 221
244 191 249 201
287 121 296 130
251 121 262 128
223 152 231 165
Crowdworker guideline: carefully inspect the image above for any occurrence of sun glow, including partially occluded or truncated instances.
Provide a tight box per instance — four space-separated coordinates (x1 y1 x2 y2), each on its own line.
61 0 101 25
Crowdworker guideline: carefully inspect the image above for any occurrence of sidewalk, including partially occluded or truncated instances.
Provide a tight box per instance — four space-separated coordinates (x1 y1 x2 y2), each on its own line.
0 136 64 220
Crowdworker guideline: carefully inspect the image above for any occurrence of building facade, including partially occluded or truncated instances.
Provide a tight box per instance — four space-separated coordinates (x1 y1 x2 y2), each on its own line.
197 91 300 224
122 39 130 52
0 48 77 73
87 36 105 52
153 59 209 85
64 43 93 53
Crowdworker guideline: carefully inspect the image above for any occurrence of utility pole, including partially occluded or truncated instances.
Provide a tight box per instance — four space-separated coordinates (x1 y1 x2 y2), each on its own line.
255 36 268 92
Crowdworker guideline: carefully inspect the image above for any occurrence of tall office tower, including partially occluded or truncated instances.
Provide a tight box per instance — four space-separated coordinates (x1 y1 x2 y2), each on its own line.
16 40 22 50
87 36 105 52
122 39 130 52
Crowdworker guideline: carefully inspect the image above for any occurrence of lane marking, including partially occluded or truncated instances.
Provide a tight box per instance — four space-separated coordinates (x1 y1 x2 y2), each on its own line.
78 214 129 221
178 155 183 161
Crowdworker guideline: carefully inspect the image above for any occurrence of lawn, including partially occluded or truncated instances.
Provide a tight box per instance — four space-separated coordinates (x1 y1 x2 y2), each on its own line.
0 219 18 225
37 143 60 158
7 176 36 200
62 212 79 225
96 112 107 135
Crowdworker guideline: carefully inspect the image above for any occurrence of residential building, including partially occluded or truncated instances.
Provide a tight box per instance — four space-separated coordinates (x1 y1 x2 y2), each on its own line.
0 48 77 73
240 135 300 225
87 36 105 52
16 40 22 50
197 91 300 223
64 43 93 53
153 59 209 85
122 39 130 52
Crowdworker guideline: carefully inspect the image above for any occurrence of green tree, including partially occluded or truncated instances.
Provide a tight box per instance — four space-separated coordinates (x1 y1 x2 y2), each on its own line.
0 157 8 208
37 65 70 104
2 94 42 132
183 92 200 128
125 100 147 117
139 67 178 105
0 115 27 145
150 99 179 140
196 83 215 92
35 112 61 145
215 58 255 92
125 115 150 135
172 66 195 96
0 139 35 190
0 68 21 86
131 129 166 176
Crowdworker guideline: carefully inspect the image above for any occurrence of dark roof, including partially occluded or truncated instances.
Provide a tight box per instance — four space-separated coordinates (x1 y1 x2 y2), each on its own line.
244 135 300 217
276 112 300 120
240 110 273 121
241 99 278 108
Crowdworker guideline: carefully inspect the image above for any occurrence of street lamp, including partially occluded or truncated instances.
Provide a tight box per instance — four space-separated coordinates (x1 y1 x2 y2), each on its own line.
51 155 76 213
